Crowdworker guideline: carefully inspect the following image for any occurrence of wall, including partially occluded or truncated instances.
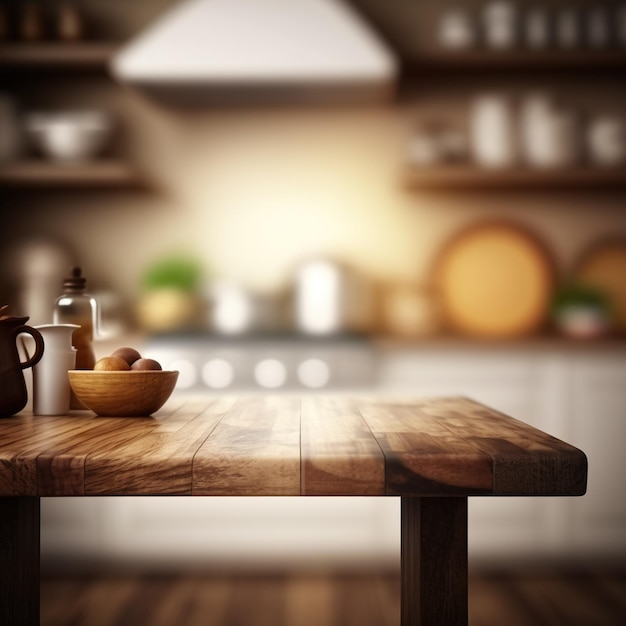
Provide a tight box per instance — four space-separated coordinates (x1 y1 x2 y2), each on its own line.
3 97 626 304
1 0 625 319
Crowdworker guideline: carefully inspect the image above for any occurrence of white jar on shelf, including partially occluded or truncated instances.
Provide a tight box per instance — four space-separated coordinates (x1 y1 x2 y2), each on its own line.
482 1 519 49
523 7 551 49
469 94 518 168
587 115 626 168
555 8 580 49
586 7 610 48
520 95 582 169
437 8 477 50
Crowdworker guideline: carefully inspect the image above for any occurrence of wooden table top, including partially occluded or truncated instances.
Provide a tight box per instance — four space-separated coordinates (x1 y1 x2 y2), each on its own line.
0 396 587 498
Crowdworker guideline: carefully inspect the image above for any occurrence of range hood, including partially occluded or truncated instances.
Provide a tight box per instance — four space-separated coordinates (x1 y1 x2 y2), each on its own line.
111 0 398 104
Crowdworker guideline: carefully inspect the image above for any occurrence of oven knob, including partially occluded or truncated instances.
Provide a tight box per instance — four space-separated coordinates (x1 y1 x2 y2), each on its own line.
202 358 234 389
254 358 287 389
297 358 330 389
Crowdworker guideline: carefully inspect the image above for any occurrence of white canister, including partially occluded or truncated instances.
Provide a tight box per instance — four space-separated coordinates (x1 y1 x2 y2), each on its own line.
586 8 610 48
555 8 580 49
437 9 477 50
469 95 518 168
482 1 518 49
587 115 626 167
520 95 582 169
32 324 78 416
524 7 551 49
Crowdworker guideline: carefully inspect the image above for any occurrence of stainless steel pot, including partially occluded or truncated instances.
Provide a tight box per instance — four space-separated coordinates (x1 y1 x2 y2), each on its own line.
292 258 374 336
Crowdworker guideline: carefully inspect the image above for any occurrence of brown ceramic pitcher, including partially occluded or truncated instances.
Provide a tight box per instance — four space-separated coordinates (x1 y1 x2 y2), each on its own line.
0 313 45 418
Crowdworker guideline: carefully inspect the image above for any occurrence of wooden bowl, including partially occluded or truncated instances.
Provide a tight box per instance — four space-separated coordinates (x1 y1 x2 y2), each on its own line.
68 370 179 417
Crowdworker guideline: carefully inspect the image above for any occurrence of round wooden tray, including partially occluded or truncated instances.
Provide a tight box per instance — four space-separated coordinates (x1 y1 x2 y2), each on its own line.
575 238 626 332
434 221 555 338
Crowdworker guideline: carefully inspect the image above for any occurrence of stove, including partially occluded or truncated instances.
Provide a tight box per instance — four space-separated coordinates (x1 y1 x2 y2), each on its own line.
143 334 378 392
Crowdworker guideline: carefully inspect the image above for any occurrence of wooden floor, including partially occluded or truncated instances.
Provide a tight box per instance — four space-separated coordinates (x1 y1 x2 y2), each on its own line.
41 570 626 626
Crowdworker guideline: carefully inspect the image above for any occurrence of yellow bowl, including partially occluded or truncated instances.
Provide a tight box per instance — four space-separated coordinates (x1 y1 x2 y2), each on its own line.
68 370 179 417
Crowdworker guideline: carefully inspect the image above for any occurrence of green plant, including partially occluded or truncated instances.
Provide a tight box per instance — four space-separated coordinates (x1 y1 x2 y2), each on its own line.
141 255 203 293
551 283 609 312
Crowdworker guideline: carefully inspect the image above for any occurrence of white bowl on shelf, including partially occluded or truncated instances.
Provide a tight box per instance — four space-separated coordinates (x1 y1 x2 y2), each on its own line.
25 111 113 164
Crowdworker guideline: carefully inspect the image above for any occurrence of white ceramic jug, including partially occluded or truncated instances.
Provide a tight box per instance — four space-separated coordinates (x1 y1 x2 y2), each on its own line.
32 324 79 415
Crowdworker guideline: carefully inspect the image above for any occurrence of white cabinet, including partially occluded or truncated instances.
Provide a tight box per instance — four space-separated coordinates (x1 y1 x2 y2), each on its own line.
376 346 551 561
42 496 400 571
567 354 626 556
376 344 626 563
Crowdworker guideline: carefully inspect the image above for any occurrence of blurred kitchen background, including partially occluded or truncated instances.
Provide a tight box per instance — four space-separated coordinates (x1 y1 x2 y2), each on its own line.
1 0 626 616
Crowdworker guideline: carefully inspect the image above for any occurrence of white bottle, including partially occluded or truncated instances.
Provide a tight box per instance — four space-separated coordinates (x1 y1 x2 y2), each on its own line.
31 324 78 415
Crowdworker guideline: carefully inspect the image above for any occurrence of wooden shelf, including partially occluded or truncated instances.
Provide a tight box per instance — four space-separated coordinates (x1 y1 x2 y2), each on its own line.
404 49 626 73
0 43 119 68
0 160 143 188
405 165 626 190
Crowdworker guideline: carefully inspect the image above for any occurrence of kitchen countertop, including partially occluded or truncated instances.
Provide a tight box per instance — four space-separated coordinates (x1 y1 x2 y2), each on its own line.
0 395 587 626
0 395 586 497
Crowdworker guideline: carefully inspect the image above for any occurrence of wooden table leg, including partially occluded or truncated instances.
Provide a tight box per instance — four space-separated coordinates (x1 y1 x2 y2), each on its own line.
0 497 40 626
401 497 468 626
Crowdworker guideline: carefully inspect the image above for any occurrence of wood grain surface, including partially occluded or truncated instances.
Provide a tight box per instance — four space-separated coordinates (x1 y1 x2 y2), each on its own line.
301 396 385 496
0 396 587 498
193 396 301 496
40 569 626 626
